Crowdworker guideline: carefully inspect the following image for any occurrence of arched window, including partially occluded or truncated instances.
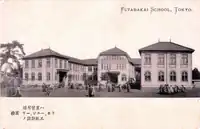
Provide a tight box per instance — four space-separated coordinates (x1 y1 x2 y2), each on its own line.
158 71 164 81
38 72 42 81
182 71 188 81
31 72 35 81
144 71 151 81
47 72 51 81
25 73 28 80
121 74 127 81
170 71 176 81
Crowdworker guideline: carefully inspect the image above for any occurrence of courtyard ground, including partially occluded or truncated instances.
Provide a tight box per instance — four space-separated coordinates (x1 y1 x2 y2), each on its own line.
3 86 200 97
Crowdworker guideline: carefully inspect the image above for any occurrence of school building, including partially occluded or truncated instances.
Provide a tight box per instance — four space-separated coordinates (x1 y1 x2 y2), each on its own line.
139 41 195 88
22 40 195 88
22 47 141 86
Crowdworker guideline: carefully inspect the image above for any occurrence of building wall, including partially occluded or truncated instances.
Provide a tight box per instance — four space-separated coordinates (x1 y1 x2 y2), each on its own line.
67 62 86 85
23 57 69 86
22 55 137 86
97 55 135 85
141 52 192 87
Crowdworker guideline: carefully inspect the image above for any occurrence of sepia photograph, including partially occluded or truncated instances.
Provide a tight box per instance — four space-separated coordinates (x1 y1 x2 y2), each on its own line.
2 0 200 129
0 0 200 98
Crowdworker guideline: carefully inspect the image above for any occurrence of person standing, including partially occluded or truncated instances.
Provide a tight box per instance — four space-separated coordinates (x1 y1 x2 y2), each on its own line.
127 83 130 92
119 84 122 92
14 76 22 97
88 85 92 97
92 85 95 97
107 80 111 92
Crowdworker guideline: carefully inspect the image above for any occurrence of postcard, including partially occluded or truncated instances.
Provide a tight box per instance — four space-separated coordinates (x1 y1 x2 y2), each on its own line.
1 0 200 129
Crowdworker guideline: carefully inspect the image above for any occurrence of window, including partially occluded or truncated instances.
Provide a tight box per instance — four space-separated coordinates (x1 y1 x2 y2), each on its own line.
31 72 35 81
88 66 92 72
170 54 176 65
38 59 42 68
73 64 76 71
94 67 97 71
69 63 72 70
144 54 151 65
121 74 127 81
158 71 164 81
71 74 74 80
46 58 51 68
60 60 62 68
144 71 151 81
38 72 42 81
181 54 188 65
47 72 51 81
182 71 188 81
68 74 72 81
101 64 103 70
117 64 122 70
32 60 35 68
170 71 176 81
64 60 67 69
104 64 108 70
25 73 28 80
122 64 125 70
25 60 29 68
55 58 58 68
108 64 111 70
157 54 165 65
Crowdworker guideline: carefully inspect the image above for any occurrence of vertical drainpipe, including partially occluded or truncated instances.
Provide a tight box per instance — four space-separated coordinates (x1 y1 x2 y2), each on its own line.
166 53 168 85
52 57 53 84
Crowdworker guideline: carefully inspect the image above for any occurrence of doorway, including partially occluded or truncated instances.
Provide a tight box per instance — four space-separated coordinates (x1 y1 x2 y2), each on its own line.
58 71 67 83
107 72 119 84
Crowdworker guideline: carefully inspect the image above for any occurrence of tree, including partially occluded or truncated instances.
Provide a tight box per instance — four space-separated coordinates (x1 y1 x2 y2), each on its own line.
192 68 200 80
0 40 25 75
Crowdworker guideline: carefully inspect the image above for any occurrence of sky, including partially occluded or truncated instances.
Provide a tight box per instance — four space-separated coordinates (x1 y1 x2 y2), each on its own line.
1 0 200 68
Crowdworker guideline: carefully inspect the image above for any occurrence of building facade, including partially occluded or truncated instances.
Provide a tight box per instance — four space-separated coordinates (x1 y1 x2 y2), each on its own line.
97 47 136 85
139 41 195 88
22 47 140 86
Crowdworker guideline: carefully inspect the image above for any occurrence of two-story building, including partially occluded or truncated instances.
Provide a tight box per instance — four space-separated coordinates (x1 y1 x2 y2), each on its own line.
139 41 195 88
97 47 136 85
22 47 141 86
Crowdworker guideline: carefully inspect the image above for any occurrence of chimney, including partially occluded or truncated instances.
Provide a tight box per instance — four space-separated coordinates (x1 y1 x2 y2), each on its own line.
169 36 171 42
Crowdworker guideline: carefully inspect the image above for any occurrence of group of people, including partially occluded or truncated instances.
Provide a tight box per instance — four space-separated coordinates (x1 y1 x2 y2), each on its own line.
84 80 131 97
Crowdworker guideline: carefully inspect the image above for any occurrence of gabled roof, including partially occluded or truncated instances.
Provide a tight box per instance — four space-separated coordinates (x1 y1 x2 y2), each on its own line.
23 48 68 59
23 48 97 65
99 47 134 65
100 47 129 56
139 41 195 54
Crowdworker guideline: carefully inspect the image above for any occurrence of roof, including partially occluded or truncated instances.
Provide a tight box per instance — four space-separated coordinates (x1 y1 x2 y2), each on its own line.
64 55 83 65
23 48 68 59
23 48 141 66
131 58 141 65
100 47 129 56
82 59 97 65
99 47 134 65
139 41 195 53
